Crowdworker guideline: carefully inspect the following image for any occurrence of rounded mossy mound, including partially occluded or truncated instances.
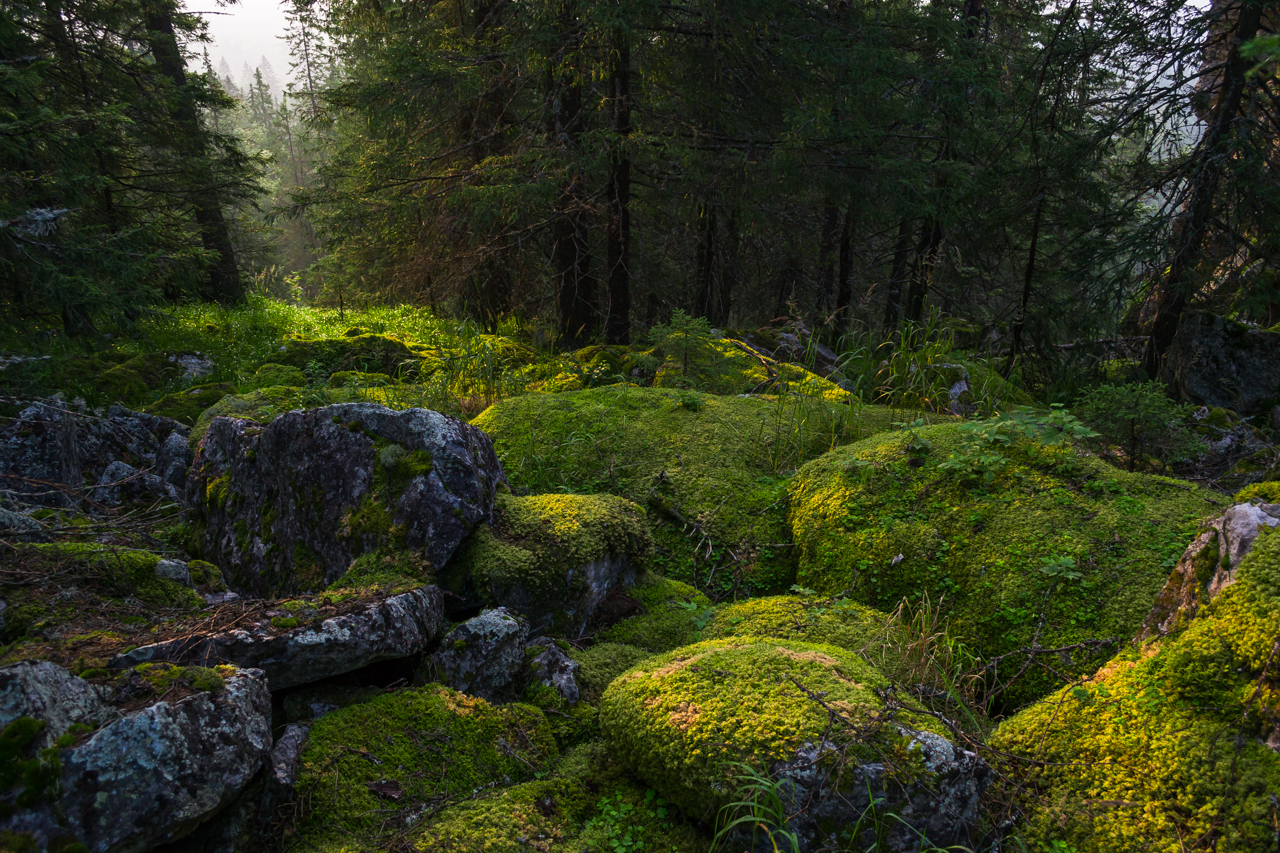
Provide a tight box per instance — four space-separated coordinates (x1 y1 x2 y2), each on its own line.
416 778 590 852
599 637 945 823
270 332 420 380
450 492 653 634
141 382 235 426
702 595 903 672
472 387 909 594
991 526 1280 853
789 421 1218 706
246 362 306 389
597 572 711 652
1234 481 1280 503
293 685 557 849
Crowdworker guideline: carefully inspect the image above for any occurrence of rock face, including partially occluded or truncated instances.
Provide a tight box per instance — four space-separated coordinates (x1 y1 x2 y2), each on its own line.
1160 311 1280 416
0 398 190 508
1 665 271 853
0 660 110 748
430 608 529 702
1142 500 1280 638
601 638 990 852
526 637 581 704
188 403 506 596
450 492 651 635
111 586 445 691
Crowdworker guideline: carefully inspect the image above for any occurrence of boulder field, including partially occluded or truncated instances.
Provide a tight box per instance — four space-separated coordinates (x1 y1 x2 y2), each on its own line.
0 362 1277 852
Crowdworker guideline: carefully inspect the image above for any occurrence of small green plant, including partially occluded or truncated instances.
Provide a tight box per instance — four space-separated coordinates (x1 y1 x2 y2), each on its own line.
710 763 801 853
938 406 1096 485
1038 554 1082 584
1075 381 1199 472
675 599 716 634
587 793 646 853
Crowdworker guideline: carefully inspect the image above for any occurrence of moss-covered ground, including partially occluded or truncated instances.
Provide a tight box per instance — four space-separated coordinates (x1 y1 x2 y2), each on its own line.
473 386 916 596
790 421 1219 706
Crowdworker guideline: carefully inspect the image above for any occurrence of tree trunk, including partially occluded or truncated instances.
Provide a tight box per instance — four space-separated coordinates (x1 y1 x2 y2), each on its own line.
694 200 716 320
1142 0 1263 377
817 197 840 315
146 3 243 304
604 27 632 345
905 218 943 326
882 218 913 328
834 198 855 333
1007 193 1044 373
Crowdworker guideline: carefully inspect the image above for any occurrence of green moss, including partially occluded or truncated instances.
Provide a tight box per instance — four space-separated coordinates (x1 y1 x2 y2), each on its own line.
185 560 226 592
32 544 202 610
991 526 1280 853
0 716 60 818
246 362 307 389
130 663 226 694
291 542 324 592
452 492 653 633
568 643 653 704
189 386 370 448
328 551 432 594
598 572 711 652
270 332 420 379
328 370 391 388
789 421 1216 705
293 685 557 849
600 637 945 823
416 778 590 852
1234 481 1280 504
521 682 600 749
141 382 235 426
473 387 913 595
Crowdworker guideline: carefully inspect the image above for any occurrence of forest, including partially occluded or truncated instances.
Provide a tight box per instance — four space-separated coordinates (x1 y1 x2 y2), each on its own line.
1 1 1280 852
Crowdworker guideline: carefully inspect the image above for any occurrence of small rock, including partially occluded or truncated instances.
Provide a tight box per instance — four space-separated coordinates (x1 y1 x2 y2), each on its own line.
526 637 580 704
155 558 193 587
431 608 529 702
204 591 242 605
0 507 43 542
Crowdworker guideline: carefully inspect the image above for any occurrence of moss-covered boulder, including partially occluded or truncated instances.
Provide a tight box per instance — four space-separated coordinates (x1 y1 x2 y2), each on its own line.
246 362 306 389
568 643 653 704
789 421 1218 706
142 382 235 426
991 525 1280 853
270 332 420 380
292 685 557 850
190 402 505 595
449 492 653 633
473 387 908 594
601 637 988 850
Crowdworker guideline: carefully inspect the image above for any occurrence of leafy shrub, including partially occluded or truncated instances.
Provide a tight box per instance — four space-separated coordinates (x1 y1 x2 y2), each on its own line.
1075 382 1200 472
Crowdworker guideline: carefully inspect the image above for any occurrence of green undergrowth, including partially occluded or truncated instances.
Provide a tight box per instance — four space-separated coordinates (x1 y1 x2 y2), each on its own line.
790 420 1218 707
600 637 947 824
1234 480 1280 503
473 386 918 597
292 685 557 850
992 526 1280 853
449 492 653 634
569 643 654 704
597 571 711 652
142 382 236 425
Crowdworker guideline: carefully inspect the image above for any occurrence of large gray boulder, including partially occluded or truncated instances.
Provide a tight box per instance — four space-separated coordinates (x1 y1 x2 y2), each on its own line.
1142 499 1280 638
110 586 445 691
0 399 189 509
0 664 271 853
188 403 506 596
1160 311 1280 416
430 607 528 702
0 660 111 748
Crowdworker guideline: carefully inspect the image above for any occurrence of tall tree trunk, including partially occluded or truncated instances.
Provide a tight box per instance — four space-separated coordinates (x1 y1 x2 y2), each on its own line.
146 3 243 304
694 200 716 320
882 218 913 328
604 27 632 344
1007 193 1044 373
817 197 840 315
719 211 739 327
550 5 596 346
905 217 943 325
1142 0 1263 377
834 198 855 333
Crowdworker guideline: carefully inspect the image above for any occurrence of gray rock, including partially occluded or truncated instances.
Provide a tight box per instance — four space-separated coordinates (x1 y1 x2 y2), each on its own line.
1142 500 1280 639
268 723 309 794
0 507 43 542
431 608 528 702
526 637 580 704
0 398 188 509
91 459 176 507
156 429 194 491
1160 311 1280 416
741 730 989 853
188 403 506 596
0 660 111 748
110 586 445 691
2 667 271 853
155 559 193 587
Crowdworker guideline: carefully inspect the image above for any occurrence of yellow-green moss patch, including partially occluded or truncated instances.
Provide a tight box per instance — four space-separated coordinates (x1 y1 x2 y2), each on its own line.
789 421 1217 706
568 643 653 704
598 572 711 652
141 383 235 426
991 526 1280 853
600 637 945 822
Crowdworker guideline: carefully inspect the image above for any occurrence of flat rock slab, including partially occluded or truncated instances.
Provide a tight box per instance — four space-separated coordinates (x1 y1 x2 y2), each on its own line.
189 403 506 595
1 665 271 853
111 586 445 691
